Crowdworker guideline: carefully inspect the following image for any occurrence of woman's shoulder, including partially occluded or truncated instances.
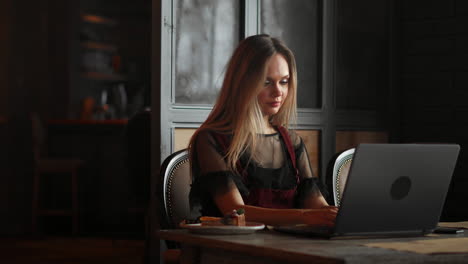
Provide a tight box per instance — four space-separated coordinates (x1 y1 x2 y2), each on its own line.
196 128 232 138
194 129 233 146
277 126 302 147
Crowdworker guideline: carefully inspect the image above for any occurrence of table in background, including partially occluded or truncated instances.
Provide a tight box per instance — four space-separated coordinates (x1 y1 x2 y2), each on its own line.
46 119 145 236
158 229 468 264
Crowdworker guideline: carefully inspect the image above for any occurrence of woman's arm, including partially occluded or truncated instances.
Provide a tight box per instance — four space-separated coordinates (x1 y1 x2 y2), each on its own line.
303 193 330 209
215 186 337 226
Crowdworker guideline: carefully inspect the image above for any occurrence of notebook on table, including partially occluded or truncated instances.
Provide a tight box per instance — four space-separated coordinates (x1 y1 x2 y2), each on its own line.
274 143 460 238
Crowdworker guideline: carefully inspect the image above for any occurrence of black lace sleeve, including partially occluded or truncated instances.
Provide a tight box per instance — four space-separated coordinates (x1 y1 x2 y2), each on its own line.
189 130 248 216
294 177 329 208
288 130 330 207
189 171 249 216
289 131 315 179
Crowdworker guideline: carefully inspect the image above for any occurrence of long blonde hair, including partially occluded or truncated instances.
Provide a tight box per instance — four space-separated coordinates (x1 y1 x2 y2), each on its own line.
189 34 298 171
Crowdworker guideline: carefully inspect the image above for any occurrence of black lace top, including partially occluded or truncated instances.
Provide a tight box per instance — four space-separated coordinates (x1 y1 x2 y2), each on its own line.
189 128 326 217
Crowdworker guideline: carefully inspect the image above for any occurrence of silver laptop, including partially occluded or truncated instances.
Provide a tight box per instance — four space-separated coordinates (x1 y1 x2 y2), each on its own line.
275 143 460 238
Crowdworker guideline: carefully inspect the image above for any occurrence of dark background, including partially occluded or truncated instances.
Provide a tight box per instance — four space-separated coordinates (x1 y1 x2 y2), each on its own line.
1 0 467 237
0 0 151 236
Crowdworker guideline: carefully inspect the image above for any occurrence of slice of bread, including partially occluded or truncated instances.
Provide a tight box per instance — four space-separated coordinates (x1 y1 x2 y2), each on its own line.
199 216 222 226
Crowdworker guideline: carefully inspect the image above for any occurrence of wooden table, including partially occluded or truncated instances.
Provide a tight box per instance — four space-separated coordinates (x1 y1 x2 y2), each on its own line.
158 228 468 264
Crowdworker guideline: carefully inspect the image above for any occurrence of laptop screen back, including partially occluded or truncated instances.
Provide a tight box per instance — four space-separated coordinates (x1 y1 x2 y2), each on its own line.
334 144 460 236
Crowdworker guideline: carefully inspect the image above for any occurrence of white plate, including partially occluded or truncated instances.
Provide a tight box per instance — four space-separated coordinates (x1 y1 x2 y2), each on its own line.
180 221 265 235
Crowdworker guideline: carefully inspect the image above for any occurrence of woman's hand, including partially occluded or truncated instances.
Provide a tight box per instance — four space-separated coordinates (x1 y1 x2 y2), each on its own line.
301 206 338 227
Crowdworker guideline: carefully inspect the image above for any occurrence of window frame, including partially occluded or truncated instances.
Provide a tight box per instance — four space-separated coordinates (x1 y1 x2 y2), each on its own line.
154 0 394 181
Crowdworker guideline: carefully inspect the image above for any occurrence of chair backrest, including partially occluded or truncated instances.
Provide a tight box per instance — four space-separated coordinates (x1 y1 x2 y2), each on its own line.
159 149 192 230
332 148 355 207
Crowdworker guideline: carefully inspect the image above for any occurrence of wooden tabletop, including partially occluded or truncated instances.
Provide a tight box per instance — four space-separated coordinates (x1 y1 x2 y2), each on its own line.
158 228 468 264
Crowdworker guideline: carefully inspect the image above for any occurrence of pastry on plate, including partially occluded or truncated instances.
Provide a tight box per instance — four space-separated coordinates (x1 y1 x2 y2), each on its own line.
189 209 246 226
222 209 246 226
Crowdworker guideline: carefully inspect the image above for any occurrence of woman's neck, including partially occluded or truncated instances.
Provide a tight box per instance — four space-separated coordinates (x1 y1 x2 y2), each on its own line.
262 117 276 134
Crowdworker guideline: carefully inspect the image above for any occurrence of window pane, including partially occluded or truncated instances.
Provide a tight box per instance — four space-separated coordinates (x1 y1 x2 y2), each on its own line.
174 0 240 105
336 0 389 110
260 0 321 109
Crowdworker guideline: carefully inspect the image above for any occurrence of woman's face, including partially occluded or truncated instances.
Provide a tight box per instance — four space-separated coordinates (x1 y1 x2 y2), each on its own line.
257 53 290 117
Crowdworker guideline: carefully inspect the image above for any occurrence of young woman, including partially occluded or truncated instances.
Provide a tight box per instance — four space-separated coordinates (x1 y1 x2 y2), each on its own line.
188 34 337 227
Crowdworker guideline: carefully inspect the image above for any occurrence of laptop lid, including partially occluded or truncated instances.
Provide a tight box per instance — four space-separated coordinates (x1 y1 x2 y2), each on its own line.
333 143 460 237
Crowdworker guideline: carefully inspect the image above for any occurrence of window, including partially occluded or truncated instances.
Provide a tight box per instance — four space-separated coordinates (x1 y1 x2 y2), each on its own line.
260 0 322 108
174 0 240 105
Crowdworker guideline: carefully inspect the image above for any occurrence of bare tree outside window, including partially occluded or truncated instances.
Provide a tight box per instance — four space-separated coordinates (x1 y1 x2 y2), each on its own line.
174 0 239 105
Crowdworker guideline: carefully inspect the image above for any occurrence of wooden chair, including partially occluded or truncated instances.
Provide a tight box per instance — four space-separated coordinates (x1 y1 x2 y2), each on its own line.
31 113 84 235
332 148 355 207
156 149 192 264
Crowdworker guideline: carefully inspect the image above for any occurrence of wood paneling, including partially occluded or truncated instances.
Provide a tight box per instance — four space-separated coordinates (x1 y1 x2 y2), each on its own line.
174 128 196 152
336 131 388 153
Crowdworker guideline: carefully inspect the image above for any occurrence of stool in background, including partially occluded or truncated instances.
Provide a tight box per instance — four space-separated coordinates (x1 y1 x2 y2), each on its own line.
31 113 84 235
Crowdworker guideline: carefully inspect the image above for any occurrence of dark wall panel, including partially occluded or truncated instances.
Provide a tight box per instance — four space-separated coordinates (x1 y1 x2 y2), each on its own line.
399 0 468 221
